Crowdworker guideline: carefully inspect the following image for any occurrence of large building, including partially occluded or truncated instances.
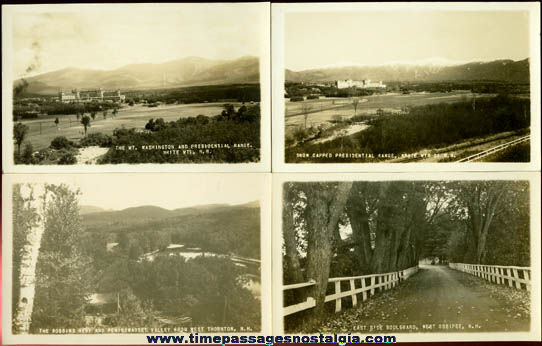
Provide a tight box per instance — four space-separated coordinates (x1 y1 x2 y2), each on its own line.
336 79 386 89
58 88 125 103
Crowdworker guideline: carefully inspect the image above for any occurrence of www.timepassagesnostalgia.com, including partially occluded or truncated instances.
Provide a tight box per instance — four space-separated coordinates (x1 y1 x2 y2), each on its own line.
146 333 397 344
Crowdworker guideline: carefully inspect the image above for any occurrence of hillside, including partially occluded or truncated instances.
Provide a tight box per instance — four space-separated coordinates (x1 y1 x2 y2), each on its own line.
14 56 259 95
81 201 261 258
286 59 530 83
79 205 111 215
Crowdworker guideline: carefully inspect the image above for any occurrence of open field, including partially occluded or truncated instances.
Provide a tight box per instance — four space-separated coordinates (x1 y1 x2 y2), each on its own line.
18 102 243 150
285 91 481 135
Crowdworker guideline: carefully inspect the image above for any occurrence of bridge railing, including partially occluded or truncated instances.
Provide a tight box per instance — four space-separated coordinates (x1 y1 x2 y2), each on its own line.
283 265 419 316
449 263 530 291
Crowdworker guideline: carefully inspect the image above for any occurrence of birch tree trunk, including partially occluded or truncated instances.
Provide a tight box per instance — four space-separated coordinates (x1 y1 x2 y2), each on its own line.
14 184 48 334
282 184 304 285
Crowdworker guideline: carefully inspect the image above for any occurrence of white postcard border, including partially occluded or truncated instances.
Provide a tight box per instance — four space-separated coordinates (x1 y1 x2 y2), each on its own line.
272 171 541 341
2 172 273 344
2 3 271 173
271 2 541 172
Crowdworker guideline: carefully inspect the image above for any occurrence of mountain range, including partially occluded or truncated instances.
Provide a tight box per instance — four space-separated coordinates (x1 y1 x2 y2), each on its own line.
81 201 261 258
81 201 259 224
16 56 259 95
285 59 530 83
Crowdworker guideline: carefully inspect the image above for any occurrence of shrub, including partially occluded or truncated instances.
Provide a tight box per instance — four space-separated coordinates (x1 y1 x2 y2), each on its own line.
80 133 113 147
58 152 77 165
50 136 73 150
307 95 319 100
21 143 35 164
293 127 309 142
290 96 304 102
285 134 295 147
145 118 167 132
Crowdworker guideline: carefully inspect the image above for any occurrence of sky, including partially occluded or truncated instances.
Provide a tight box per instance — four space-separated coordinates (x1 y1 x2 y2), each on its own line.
285 10 531 71
9 4 263 78
72 174 265 211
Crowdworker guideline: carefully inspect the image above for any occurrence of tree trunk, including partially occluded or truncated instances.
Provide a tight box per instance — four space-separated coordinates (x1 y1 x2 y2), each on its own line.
464 184 503 264
282 185 304 285
302 182 352 330
346 198 373 273
14 184 48 334
370 183 393 273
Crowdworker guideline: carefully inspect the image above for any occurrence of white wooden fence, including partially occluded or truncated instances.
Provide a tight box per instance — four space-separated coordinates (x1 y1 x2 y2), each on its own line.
449 263 531 291
283 265 419 316
456 135 530 162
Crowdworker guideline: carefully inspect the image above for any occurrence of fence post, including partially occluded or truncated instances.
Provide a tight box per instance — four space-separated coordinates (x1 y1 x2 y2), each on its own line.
386 275 389 290
490 267 494 283
524 270 530 291
361 278 367 301
350 279 357 307
512 269 521 289
507 268 514 287
335 281 342 313
370 276 375 296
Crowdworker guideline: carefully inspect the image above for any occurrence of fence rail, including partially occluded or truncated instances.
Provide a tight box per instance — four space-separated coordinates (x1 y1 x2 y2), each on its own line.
449 262 530 291
283 265 419 316
456 135 530 162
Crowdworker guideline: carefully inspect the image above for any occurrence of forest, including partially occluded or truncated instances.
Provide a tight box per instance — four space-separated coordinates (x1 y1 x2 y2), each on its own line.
124 84 260 105
286 95 530 163
80 203 261 260
12 184 261 334
284 81 529 99
282 180 530 331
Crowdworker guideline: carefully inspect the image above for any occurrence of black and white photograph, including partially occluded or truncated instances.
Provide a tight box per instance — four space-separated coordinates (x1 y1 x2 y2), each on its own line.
273 173 540 341
2 3 270 170
2 173 272 343
273 3 540 169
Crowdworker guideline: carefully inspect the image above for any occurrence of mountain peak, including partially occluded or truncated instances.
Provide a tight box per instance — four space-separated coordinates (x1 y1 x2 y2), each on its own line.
15 56 260 95
286 58 529 83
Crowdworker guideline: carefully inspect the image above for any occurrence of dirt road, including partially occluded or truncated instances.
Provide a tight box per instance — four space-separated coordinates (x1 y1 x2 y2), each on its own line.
319 265 530 333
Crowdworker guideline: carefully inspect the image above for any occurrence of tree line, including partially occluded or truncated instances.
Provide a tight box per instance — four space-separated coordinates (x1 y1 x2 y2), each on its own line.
124 84 260 105
13 100 118 120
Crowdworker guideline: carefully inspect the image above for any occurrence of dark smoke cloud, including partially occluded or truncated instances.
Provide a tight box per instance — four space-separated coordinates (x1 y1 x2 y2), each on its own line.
14 79 29 98
25 40 42 74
